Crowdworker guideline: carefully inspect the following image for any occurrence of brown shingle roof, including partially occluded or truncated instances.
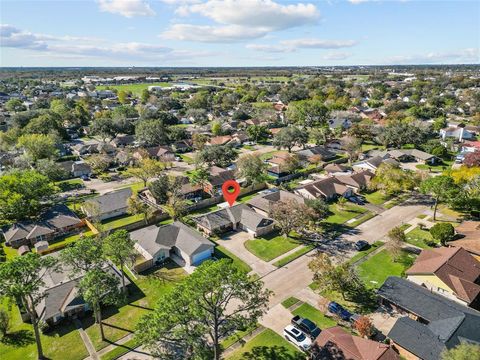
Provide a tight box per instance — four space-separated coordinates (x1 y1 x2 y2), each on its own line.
314 326 399 360
406 247 480 304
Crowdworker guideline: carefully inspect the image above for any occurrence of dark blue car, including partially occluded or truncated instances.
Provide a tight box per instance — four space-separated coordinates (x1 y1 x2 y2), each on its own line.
327 302 352 321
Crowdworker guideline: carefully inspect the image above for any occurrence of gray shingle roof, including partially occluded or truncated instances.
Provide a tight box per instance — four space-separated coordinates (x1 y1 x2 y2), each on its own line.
379 277 480 360
2 204 82 243
247 190 305 214
84 188 132 216
131 221 214 258
194 204 273 232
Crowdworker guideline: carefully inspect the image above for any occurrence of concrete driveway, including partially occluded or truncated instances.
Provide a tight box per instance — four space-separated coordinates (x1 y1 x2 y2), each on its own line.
216 231 276 277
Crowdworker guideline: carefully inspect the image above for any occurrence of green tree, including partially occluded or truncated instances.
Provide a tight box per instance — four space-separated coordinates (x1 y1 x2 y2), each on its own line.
118 90 129 104
61 236 105 275
342 136 362 165
430 223 455 246
0 170 55 223
273 126 307 152
84 154 111 174
441 343 480 360
370 163 417 195
306 198 329 221
246 125 271 143
188 167 210 195
286 100 329 128
103 230 135 293
35 159 69 181
135 119 169 146
90 117 116 143
79 269 121 341
420 176 459 220
309 252 361 300
197 144 238 168
5 98 26 112
126 158 165 187
128 195 153 224
236 154 268 186
211 120 222 136
149 175 170 204
17 133 58 162
386 226 406 261
136 259 270 360
271 199 314 236
0 253 58 359
141 89 150 104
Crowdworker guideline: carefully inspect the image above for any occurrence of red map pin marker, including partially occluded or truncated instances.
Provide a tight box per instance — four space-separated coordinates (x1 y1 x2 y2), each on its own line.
222 180 240 207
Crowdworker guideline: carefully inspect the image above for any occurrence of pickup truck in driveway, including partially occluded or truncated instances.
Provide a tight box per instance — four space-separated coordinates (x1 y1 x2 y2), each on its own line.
291 315 321 340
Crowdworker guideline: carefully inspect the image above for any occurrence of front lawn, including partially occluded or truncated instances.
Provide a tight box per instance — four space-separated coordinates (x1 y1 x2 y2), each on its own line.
324 203 367 224
363 191 391 205
227 328 302 360
346 211 375 228
405 226 436 249
281 297 300 309
83 262 186 351
273 245 313 267
0 299 88 360
244 233 301 262
356 250 416 289
214 246 252 273
346 241 383 264
291 303 337 329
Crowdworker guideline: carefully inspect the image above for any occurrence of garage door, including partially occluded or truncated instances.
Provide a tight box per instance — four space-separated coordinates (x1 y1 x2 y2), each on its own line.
192 249 212 265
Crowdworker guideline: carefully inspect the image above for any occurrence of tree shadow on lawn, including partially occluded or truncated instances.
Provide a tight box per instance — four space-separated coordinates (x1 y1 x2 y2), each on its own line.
0 329 35 347
240 345 305 360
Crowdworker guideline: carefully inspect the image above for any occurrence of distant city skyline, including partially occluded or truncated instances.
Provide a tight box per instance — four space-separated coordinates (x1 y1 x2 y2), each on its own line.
0 0 479 67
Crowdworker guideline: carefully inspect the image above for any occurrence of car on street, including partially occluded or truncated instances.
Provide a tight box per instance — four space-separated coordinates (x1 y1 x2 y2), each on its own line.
328 302 353 321
354 240 370 251
283 325 312 351
291 315 321 339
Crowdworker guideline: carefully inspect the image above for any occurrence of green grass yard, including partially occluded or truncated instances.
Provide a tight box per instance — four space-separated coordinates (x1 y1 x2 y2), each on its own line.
214 246 252 273
363 191 391 205
405 226 436 249
346 241 383 264
281 297 300 309
96 82 171 96
273 245 313 267
357 250 416 289
291 303 337 329
244 234 301 262
83 262 186 351
100 213 145 231
324 203 367 224
0 298 88 360
227 328 302 360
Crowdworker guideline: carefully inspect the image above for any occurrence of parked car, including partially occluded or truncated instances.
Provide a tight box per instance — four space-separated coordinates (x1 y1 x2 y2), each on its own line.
348 196 364 205
291 315 321 339
283 325 312 351
80 175 90 181
328 302 353 321
354 240 370 251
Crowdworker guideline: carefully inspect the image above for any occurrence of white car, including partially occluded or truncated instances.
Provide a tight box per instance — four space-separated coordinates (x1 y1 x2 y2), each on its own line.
283 324 312 351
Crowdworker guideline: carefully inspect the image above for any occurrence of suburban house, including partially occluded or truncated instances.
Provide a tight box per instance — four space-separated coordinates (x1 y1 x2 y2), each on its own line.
406 247 480 308
294 176 352 201
72 141 116 156
440 126 476 142
335 170 374 193
246 189 306 217
295 146 336 163
353 156 392 172
194 204 275 237
460 141 480 154
2 204 83 249
323 163 350 175
35 252 126 326
171 139 193 153
133 146 175 162
58 160 92 178
130 221 214 272
448 221 480 260
377 276 480 360
82 187 132 221
205 166 235 196
111 134 136 148
207 135 233 146
369 149 439 165
311 326 399 360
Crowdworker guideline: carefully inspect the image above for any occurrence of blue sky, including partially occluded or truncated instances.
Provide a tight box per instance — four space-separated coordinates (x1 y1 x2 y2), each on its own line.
1 0 479 67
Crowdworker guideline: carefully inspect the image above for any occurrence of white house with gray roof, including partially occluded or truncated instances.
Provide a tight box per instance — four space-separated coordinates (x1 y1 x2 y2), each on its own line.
130 221 214 270
82 187 132 221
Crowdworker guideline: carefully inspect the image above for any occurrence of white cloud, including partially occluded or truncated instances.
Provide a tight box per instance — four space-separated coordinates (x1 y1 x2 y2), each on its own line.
97 0 155 17
386 48 479 64
0 24 217 63
161 0 320 42
246 38 357 53
322 52 352 60
162 24 269 42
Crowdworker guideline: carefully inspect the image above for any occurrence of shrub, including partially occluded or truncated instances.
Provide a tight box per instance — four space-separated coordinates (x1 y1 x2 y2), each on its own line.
430 223 455 246
0 309 10 339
